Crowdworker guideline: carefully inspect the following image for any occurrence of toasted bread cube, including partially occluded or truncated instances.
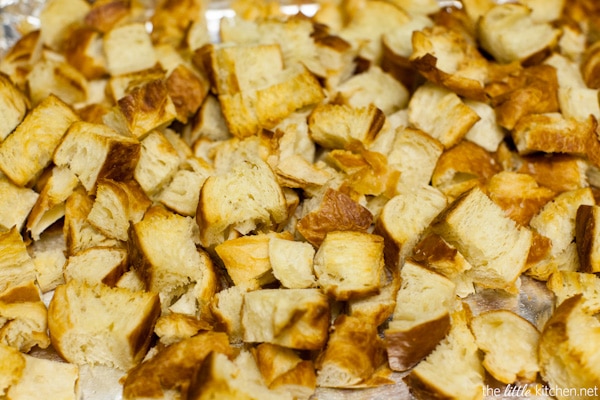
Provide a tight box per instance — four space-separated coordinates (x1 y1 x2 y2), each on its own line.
486 171 556 226
538 295 600 400
558 87 600 121
253 343 316 400
54 121 140 193
0 342 25 396
471 310 540 384
27 56 89 106
335 66 409 115
546 271 600 310
316 314 387 388
63 27 108 80
0 74 28 141
122 331 234 400
153 312 212 346
313 231 385 301
219 64 324 138
308 103 385 150
39 0 91 50
432 140 501 200
48 280 160 371
339 0 410 63
27 166 79 240
0 95 79 187
413 233 475 298
63 247 127 287
408 82 480 149
157 159 211 217
432 187 533 290
215 233 281 289
0 31 42 89
129 206 216 313
6 353 79 400
269 237 316 289
185 95 231 145
84 0 133 33
103 23 157 76
576 205 600 273
87 179 134 241
464 100 505 152
409 25 488 101
519 0 565 23
0 280 51 352
241 288 330 350
385 260 455 372
106 67 166 103
296 188 373 247
516 153 589 194
375 185 447 266
478 3 560 64
31 247 67 294
197 157 288 248
103 79 178 139
383 127 443 191
211 284 251 344
347 273 400 327
64 187 120 256
166 64 209 124
134 130 181 197
0 177 38 232
187 351 293 400
0 227 36 295
406 309 484 400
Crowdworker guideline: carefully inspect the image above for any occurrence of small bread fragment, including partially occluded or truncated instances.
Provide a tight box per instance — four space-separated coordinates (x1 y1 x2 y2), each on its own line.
313 231 385 301
47 279 160 371
63 26 108 80
103 22 157 76
385 260 456 372
129 205 216 313
53 121 140 193
253 343 316 400
0 227 36 295
0 73 28 141
463 100 505 152
406 308 484 400
241 288 330 350
538 294 600 400
0 280 50 352
122 331 234 400
375 185 447 266
0 95 79 187
157 158 211 217
432 186 532 290
87 179 136 241
0 177 38 232
408 82 480 149
478 3 560 64
308 103 385 150
316 314 388 388
63 246 127 287
27 166 79 240
211 284 251 344
197 157 288 248
470 310 540 384
6 353 80 400
0 342 25 396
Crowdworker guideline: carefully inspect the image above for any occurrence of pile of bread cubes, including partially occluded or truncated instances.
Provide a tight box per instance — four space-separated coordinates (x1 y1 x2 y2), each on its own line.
1 0 600 398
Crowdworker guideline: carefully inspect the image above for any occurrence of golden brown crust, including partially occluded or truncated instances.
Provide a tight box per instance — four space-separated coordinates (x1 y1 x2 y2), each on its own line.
386 313 451 372
166 64 209 124
63 27 107 80
84 0 130 33
575 205 600 273
486 64 559 130
516 154 588 193
296 188 373 247
123 331 234 399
